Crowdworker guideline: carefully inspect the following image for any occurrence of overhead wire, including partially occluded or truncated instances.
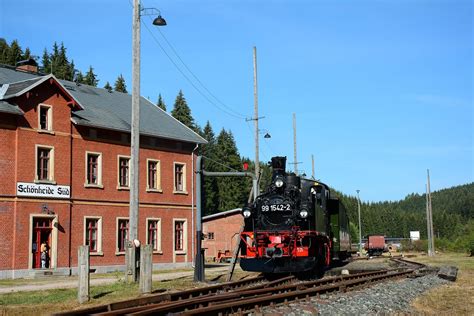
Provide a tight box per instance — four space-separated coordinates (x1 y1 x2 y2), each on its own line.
154 26 247 119
133 0 248 120
202 155 240 172
128 1 267 168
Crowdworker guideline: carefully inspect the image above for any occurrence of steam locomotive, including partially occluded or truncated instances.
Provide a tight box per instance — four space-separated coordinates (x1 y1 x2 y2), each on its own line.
240 156 351 275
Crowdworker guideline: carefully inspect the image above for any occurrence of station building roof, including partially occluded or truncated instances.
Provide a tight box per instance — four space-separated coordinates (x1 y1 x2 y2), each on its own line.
0 65 206 145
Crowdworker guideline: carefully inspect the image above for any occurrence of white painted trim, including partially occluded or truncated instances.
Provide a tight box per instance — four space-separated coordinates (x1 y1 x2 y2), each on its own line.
117 155 131 189
84 151 103 187
37 103 53 132
34 144 55 183
115 217 129 255
145 217 162 253
83 216 103 255
146 159 162 192
172 218 188 263
173 162 188 194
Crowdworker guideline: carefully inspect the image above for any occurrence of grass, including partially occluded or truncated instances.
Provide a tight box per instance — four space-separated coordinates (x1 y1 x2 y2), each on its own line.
409 252 474 315
0 267 256 316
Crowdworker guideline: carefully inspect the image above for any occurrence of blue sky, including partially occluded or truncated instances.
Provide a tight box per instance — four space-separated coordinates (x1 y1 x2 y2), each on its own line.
1 0 472 201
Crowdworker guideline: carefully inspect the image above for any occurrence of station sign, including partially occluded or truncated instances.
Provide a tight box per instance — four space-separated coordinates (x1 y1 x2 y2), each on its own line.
16 182 70 199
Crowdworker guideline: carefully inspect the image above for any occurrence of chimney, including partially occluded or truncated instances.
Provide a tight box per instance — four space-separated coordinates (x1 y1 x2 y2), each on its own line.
16 58 38 73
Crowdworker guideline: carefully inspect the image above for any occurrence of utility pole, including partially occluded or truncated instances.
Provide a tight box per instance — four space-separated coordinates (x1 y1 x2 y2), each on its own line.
425 184 432 256
427 169 435 256
126 0 142 283
311 154 315 179
130 0 141 244
356 190 362 255
293 113 297 175
253 46 260 194
128 0 166 283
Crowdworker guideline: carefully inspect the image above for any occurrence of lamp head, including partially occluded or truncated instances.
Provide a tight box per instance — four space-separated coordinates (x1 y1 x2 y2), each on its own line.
153 15 167 26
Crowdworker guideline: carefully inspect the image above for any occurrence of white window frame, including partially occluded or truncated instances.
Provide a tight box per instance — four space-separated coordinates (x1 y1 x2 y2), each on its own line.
146 159 162 192
173 218 187 254
117 155 131 190
84 151 103 188
37 103 53 133
34 144 55 184
146 218 162 253
83 216 103 255
173 162 187 194
116 217 129 255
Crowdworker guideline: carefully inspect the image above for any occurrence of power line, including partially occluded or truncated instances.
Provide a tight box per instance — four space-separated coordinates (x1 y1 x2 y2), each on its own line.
132 0 248 120
153 25 247 119
141 21 246 119
202 155 240 172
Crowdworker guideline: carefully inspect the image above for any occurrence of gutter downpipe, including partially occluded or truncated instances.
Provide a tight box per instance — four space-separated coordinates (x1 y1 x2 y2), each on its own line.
191 144 199 268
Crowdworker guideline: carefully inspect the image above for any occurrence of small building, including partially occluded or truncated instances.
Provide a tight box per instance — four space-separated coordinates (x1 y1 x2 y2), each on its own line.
202 209 243 262
0 63 206 279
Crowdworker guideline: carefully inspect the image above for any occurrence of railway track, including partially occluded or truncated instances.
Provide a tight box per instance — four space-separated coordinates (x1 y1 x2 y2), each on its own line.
57 258 427 316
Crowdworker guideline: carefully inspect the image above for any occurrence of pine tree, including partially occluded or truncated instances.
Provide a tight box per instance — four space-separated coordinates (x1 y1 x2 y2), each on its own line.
104 81 113 92
114 74 128 93
214 129 248 212
0 38 9 64
7 39 22 66
201 121 219 215
75 71 84 84
41 48 50 74
171 90 195 130
84 66 99 86
68 60 75 81
157 93 166 111
22 47 31 60
50 42 60 76
54 42 73 80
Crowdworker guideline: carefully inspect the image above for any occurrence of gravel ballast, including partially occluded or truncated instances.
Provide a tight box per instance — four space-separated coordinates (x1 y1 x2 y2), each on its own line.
258 274 449 315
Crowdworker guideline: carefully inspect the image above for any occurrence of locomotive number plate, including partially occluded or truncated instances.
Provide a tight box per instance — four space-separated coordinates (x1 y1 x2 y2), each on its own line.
261 204 291 212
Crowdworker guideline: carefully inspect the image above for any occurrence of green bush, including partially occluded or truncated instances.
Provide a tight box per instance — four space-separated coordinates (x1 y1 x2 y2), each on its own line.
400 239 428 252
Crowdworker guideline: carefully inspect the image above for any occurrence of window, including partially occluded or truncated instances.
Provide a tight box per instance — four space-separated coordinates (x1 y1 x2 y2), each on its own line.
36 146 54 182
174 163 186 193
38 104 52 131
84 217 102 254
117 218 129 252
147 219 161 252
174 220 186 252
208 232 215 240
147 160 161 191
85 152 102 186
118 156 130 188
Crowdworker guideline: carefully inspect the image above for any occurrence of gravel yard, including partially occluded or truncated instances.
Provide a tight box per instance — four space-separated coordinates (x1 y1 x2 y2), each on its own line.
258 274 449 315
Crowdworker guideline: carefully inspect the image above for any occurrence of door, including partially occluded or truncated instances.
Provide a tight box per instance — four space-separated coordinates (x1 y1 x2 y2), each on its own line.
32 217 52 269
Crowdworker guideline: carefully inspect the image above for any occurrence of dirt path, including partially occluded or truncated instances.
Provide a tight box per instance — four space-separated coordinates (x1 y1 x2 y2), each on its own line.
0 266 230 294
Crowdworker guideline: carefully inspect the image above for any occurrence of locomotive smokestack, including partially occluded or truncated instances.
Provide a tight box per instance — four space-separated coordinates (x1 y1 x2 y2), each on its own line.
271 156 287 180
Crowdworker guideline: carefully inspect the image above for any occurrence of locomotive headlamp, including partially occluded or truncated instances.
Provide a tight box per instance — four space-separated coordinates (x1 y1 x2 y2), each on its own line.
299 208 309 219
242 207 252 218
274 176 284 188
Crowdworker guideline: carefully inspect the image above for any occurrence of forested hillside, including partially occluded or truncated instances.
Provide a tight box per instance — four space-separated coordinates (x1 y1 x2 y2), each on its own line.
333 183 474 252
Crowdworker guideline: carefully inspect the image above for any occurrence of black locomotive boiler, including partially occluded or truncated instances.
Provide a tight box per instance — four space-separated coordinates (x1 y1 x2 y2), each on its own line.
240 156 351 275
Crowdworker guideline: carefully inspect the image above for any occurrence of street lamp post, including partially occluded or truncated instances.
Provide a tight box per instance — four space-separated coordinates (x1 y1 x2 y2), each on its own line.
127 0 166 283
356 190 362 256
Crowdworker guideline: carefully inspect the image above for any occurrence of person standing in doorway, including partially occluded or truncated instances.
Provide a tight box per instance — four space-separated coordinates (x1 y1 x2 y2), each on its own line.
40 241 49 268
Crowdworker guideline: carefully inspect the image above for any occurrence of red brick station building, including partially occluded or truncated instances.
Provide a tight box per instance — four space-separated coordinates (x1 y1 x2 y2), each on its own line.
0 61 207 279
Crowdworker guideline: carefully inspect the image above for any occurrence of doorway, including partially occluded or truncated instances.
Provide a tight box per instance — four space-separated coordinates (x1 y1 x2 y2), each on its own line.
32 217 52 269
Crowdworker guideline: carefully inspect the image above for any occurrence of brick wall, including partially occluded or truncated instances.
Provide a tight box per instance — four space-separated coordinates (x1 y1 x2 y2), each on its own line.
0 77 197 274
203 212 243 260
